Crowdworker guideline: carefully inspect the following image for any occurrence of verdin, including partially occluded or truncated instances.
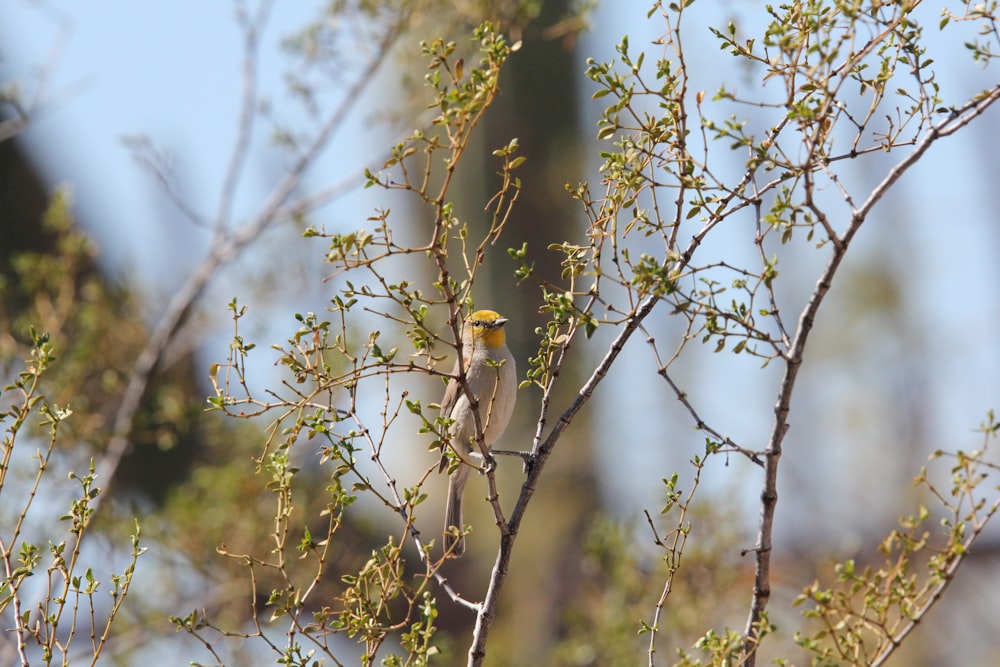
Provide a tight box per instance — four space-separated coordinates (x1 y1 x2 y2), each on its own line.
439 309 517 557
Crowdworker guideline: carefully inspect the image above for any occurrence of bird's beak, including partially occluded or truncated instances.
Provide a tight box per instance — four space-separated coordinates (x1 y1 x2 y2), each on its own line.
495 318 508 327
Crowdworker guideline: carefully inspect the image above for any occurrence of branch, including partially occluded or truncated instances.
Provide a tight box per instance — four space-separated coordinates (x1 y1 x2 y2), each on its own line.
466 295 659 666
92 11 406 512
0 2 77 143
739 81 1000 665
214 0 273 236
855 84 1000 224
872 493 1000 667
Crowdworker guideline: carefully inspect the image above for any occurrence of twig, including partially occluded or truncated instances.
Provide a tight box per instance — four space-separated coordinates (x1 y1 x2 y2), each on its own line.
214 0 273 236
739 82 1000 666
467 295 658 666
92 8 407 512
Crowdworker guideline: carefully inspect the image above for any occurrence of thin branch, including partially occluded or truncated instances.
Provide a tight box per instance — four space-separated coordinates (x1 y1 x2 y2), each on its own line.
92 11 407 512
855 85 1000 224
740 82 1000 665
214 0 273 236
0 0 76 143
645 459 702 665
467 295 659 666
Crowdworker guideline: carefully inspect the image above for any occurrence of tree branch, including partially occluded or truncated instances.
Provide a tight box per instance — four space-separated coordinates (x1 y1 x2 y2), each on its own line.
93 10 407 511
467 295 659 666
740 81 1000 665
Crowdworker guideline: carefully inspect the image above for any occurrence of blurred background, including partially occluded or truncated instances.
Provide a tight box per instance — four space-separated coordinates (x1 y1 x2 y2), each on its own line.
2 0 999 664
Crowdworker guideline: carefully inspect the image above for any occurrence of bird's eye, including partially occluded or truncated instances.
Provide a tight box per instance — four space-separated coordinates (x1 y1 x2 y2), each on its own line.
472 320 483 327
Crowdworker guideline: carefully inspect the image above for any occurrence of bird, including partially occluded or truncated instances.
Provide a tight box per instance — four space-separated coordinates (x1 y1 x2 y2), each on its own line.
438 309 517 557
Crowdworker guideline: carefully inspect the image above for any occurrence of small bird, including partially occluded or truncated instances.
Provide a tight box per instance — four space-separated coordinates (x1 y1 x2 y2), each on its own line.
439 309 517 557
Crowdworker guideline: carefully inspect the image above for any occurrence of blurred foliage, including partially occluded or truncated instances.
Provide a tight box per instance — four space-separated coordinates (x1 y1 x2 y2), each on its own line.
0 187 210 502
794 415 1000 666
551 501 748 666
1 187 140 438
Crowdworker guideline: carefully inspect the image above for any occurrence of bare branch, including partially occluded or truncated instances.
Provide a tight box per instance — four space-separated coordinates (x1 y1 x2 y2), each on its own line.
93 8 408 511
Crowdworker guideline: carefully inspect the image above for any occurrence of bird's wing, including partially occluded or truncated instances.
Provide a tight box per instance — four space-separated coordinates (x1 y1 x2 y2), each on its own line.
439 360 462 418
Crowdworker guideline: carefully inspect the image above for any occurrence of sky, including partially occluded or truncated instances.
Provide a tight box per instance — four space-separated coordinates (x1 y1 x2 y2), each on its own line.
3 0 1000 536
1 1 390 295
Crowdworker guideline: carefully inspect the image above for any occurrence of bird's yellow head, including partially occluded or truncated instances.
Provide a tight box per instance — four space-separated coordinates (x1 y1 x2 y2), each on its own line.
466 310 509 349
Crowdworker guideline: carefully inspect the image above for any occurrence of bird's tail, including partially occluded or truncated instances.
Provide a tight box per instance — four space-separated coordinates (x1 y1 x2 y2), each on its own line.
444 466 470 557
